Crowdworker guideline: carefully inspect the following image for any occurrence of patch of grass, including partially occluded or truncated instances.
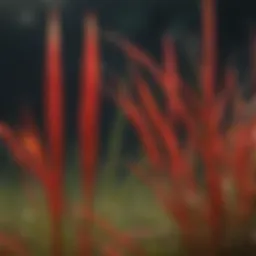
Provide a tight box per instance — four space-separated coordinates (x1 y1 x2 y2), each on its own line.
0 172 180 255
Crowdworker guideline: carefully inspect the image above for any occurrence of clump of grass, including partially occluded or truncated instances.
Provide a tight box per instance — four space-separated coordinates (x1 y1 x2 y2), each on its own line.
0 0 256 255
106 0 256 254
0 6 145 256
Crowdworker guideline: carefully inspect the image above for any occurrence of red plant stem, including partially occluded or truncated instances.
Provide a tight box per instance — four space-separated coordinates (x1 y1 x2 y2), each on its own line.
135 77 198 244
79 12 100 210
203 154 223 245
120 70 197 246
161 37 199 150
106 33 163 83
201 0 217 102
200 120 223 248
45 12 64 172
78 13 101 255
45 181 63 256
0 123 48 182
109 34 197 146
200 0 224 247
223 66 236 95
135 74 195 188
210 67 236 128
107 31 192 132
162 35 181 114
232 128 254 219
44 10 64 256
117 93 163 168
130 164 194 240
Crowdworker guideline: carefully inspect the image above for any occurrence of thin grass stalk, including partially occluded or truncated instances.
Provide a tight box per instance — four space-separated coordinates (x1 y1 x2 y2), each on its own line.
116 91 163 168
132 72 200 250
134 73 195 188
161 35 195 134
115 88 198 240
161 35 180 114
162 37 197 144
78 13 101 255
116 68 198 250
231 127 255 220
44 10 65 256
107 32 197 149
0 123 48 183
199 0 225 248
106 33 194 123
200 0 217 102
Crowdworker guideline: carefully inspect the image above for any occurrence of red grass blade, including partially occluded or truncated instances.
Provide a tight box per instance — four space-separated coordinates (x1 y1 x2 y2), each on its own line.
79 13 100 205
117 94 162 168
44 10 64 172
134 73 195 187
44 10 65 256
200 0 217 102
161 36 196 137
78 13 101 255
18 107 46 165
0 122 48 182
105 32 165 86
230 126 255 219
162 35 181 114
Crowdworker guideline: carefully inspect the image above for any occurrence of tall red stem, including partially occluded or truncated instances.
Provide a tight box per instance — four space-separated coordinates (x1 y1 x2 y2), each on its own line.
200 0 224 247
44 10 64 256
201 0 217 102
78 13 101 255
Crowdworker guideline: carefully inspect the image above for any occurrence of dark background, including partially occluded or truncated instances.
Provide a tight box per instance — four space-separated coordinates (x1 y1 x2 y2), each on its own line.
0 0 255 157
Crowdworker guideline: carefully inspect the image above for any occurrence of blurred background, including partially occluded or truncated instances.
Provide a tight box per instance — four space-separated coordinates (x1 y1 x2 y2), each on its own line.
0 2 255 254
0 0 255 178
